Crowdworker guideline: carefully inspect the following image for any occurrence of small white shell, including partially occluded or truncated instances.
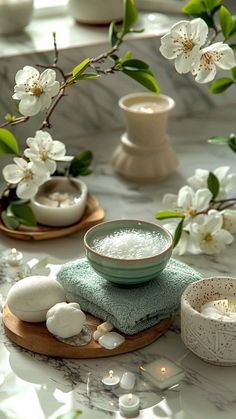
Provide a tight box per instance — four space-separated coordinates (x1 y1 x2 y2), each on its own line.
6 276 66 322
46 302 86 338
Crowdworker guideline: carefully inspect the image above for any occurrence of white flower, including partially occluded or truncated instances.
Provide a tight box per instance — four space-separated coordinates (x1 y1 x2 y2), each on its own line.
188 166 236 199
192 42 236 83
12 66 60 117
189 210 233 255
2 157 49 200
221 209 236 234
163 185 212 219
24 130 70 174
164 222 197 255
160 18 208 74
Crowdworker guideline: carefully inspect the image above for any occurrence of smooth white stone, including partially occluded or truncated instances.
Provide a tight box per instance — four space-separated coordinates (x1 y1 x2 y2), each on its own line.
98 332 125 350
97 321 114 334
93 330 102 341
6 276 66 322
120 372 136 391
46 302 86 339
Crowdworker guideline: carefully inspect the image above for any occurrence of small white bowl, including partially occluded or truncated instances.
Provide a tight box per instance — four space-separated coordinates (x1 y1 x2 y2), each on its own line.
31 177 87 227
181 277 236 366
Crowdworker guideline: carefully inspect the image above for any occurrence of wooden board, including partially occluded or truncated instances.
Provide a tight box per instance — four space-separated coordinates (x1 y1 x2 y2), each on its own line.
0 194 104 241
3 305 172 358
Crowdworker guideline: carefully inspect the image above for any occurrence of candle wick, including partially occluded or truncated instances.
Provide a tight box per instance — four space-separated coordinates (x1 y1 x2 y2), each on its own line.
128 393 133 401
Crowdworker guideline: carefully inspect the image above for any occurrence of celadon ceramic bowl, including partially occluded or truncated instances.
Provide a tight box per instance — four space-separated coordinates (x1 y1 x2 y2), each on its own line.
31 177 87 227
84 219 173 286
181 277 236 366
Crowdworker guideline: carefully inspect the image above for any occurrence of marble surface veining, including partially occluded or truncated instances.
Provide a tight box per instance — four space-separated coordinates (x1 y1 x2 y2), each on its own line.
1 104 236 418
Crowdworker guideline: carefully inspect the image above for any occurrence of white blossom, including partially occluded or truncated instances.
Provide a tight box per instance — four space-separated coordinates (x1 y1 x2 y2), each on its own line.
24 130 71 174
192 42 236 84
163 185 212 219
163 222 197 255
188 166 236 199
2 157 49 200
12 66 60 117
189 210 233 255
221 209 236 234
160 18 208 74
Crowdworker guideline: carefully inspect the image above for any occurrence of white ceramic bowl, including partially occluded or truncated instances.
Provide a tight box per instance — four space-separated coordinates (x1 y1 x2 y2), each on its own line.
181 277 236 366
68 0 123 25
31 177 87 227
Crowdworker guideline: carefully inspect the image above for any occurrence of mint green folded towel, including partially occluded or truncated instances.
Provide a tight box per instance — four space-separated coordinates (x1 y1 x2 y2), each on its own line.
57 258 202 335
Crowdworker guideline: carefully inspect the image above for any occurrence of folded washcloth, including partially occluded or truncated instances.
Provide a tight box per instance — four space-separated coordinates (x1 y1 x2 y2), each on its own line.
57 258 202 335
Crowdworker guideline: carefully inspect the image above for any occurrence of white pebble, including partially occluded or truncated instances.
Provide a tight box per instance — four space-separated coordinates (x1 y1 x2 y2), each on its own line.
97 321 114 334
93 330 103 341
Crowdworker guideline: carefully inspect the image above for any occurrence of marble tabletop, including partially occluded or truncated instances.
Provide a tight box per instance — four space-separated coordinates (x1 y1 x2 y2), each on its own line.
1 105 236 419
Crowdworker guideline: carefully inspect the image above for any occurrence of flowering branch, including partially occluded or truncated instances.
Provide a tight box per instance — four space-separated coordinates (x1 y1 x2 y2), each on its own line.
156 167 236 255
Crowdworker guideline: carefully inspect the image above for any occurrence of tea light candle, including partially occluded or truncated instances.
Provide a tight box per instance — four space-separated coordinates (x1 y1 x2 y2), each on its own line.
200 298 236 321
5 248 23 266
119 393 140 418
140 357 185 390
102 370 120 389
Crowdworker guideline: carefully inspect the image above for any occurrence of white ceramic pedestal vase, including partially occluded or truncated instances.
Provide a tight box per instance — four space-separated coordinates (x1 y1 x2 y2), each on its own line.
0 0 33 35
112 93 178 181
68 0 123 25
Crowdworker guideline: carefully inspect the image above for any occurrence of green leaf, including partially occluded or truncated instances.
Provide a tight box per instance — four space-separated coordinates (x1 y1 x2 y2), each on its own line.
231 66 236 80
155 211 185 220
173 219 184 248
122 0 138 35
208 135 229 145
1 211 19 230
67 58 91 84
56 410 82 419
121 59 150 70
124 50 132 60
69 151 93 177
209 78 234 94
229 43 236 49
204 0 221 11
122 69 160 93
220 6 235 39
182 0 206 16
75 73 100 80
0 128 19 155
109 21 119 47
72 58 90 78
207 172 220 199
228 133 236 153
10 203 37 226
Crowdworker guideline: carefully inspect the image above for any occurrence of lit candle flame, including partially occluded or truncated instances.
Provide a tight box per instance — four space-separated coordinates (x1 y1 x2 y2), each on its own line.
128 393 133 401
109 370 113 378
12 248 17 255
161 367 166 374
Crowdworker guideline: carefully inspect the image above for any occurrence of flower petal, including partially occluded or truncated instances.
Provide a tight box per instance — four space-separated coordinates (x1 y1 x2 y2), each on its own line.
189 18 208 47
16 180 38 200
18 96 42 117
193 188 212 212
15 66 39 84
177 185 194 210
2 164 23 184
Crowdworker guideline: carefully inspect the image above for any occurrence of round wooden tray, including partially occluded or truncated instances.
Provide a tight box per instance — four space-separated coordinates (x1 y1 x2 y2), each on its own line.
0 194 104 241
3 305 172 358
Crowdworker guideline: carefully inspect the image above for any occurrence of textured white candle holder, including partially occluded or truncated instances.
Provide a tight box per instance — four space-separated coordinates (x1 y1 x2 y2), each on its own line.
112 93 178 181
181 277 236 366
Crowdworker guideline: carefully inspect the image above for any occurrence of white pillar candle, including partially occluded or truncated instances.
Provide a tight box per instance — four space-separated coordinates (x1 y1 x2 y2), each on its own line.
200 298 236 321
129 102 162 113
5 248 23 266
120 372 136 391
119 393 140 418
102 370 120 389
140 357 185 390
